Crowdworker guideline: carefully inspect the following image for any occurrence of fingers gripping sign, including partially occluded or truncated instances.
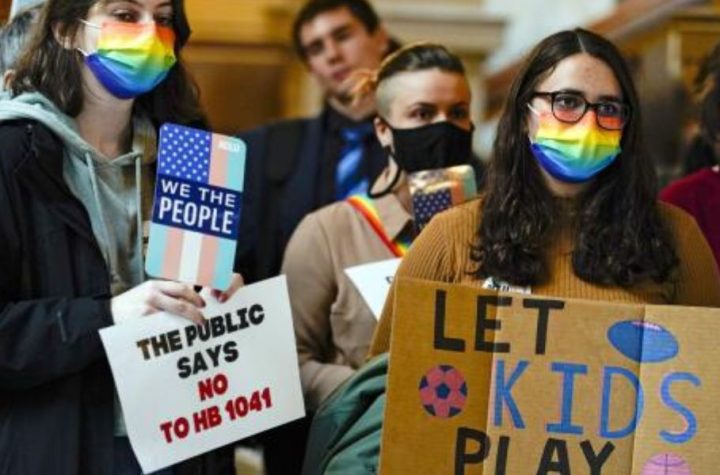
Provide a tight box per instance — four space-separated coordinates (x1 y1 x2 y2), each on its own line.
111 280 207 325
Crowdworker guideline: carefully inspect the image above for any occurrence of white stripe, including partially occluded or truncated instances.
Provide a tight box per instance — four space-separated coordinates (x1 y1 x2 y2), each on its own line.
178 230 203 284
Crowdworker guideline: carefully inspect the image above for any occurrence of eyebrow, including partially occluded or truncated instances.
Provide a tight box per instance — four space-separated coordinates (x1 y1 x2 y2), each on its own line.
330 24 353 35
597 94 623 102
302 23 354 49
408 101 469 108
102 0 173 8
557 88 623 102
408 102 437 109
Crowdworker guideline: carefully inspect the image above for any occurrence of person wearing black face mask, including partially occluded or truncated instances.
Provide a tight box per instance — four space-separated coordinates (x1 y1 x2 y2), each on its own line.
370 118 474 198
281 43 476 415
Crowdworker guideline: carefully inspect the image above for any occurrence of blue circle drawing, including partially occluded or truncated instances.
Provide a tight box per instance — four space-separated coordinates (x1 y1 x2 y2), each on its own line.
607 320 679 363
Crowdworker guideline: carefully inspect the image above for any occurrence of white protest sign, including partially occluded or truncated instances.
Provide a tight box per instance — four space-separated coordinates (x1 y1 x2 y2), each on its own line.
100 276 304 473
345 258 401 319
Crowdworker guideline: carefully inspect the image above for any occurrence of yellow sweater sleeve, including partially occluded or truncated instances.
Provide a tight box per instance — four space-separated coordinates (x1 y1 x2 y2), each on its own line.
661 203 720 307
367 200 720 359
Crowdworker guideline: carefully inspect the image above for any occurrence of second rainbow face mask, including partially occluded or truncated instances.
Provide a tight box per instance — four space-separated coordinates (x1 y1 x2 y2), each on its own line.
528 106 622 183
80 20 177 99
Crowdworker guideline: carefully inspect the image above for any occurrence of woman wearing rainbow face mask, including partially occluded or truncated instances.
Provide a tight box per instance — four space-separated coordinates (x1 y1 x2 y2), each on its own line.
0 0 237 473
368 28 720 358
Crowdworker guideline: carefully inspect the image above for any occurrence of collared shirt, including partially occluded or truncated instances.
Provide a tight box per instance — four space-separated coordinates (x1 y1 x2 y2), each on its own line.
316 105 387 207
281 172 412 410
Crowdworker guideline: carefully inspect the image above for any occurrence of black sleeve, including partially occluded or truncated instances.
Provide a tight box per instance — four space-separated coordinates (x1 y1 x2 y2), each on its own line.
0 127 114 391
0 297 113 391
233 120 306 283
233 126 268 282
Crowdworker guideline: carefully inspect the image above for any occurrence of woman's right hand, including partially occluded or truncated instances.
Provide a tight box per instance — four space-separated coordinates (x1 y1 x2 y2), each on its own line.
111 280 206 325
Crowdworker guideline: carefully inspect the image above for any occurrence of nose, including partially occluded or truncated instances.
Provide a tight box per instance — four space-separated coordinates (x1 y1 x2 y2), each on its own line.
435 112 450 123
138 11 156 24
582 107 600 126
323 39 343 64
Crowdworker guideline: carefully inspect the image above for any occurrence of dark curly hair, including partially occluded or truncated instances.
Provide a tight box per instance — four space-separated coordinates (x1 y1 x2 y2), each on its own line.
471 28 678 287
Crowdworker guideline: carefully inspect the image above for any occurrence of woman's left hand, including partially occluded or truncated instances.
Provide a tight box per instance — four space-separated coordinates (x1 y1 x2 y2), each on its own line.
210 272 245 303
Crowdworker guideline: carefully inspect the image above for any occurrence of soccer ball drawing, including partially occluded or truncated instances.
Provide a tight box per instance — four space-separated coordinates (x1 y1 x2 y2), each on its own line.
418 365 468 418
641 453 691 475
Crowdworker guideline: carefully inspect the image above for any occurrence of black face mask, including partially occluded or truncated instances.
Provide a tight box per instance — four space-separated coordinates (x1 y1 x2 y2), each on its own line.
369 120 473 198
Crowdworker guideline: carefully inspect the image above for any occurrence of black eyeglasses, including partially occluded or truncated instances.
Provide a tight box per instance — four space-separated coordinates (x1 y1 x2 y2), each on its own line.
530 90 630 131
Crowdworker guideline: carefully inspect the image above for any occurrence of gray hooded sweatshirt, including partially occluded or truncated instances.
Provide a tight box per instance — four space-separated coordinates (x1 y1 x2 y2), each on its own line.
0 92 156 297
0 92 157 436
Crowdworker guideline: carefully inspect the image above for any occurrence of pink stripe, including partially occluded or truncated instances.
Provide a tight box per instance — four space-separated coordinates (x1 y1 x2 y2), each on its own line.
163 227 184 279
450 182 465 205
209 135 228 187
197 235 219 287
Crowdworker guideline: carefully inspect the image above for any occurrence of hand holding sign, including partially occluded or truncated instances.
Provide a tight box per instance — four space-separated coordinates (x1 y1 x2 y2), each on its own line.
100 277 305 473
210 272 245 304
111 280 206 325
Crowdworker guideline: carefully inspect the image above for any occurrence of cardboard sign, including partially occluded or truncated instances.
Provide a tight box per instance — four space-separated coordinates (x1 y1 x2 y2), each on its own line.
146 123 246 291
344 258 401 319
381 278 719 475
100 277 305 473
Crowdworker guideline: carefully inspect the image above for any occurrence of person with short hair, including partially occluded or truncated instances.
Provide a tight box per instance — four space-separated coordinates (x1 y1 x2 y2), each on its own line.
283 42 474 411
235 0 395 286
369 28 720 359
234 2 395 471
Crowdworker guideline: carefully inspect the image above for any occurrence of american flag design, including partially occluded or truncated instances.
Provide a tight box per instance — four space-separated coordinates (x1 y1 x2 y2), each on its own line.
145 123 246 290
410 165 476 233
412 183 462 232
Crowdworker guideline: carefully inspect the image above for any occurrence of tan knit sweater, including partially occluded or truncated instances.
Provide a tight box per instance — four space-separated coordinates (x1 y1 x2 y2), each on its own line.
368 198 720 357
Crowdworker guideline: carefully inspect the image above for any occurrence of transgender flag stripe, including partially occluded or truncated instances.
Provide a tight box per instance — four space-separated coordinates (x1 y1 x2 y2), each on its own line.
146 124 246 290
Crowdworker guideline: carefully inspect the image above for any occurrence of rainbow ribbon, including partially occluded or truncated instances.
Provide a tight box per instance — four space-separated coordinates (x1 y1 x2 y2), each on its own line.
347 194 411 257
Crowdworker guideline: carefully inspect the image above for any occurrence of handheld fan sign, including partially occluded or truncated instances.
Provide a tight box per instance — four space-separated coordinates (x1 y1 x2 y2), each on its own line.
145 123 246 290
409 164 477 233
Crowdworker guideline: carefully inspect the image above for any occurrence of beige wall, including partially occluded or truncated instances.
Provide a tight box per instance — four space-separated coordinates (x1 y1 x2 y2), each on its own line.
182 0 297 134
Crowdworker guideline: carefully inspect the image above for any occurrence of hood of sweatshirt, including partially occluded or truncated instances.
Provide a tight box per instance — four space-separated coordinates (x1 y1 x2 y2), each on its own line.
0 92 157 295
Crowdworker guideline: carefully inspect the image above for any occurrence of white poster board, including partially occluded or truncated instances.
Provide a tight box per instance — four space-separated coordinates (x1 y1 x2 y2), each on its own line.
100 276 305 473
345 258 401 319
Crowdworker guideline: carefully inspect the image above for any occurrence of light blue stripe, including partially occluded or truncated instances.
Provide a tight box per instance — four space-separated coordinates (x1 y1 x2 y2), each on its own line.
225 138 246 192
212 237 237 290
145 222 169 278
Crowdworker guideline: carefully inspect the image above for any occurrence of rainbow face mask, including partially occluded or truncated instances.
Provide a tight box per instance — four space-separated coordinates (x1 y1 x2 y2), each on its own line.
79 20 176 99
528 105 622 183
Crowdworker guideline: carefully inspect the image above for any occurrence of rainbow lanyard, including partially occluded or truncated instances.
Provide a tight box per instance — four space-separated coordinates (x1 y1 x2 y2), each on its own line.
347 194 411 258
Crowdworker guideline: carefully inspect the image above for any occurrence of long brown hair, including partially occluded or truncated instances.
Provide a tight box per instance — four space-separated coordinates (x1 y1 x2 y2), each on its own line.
472 28 678 287
10 0 205 126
